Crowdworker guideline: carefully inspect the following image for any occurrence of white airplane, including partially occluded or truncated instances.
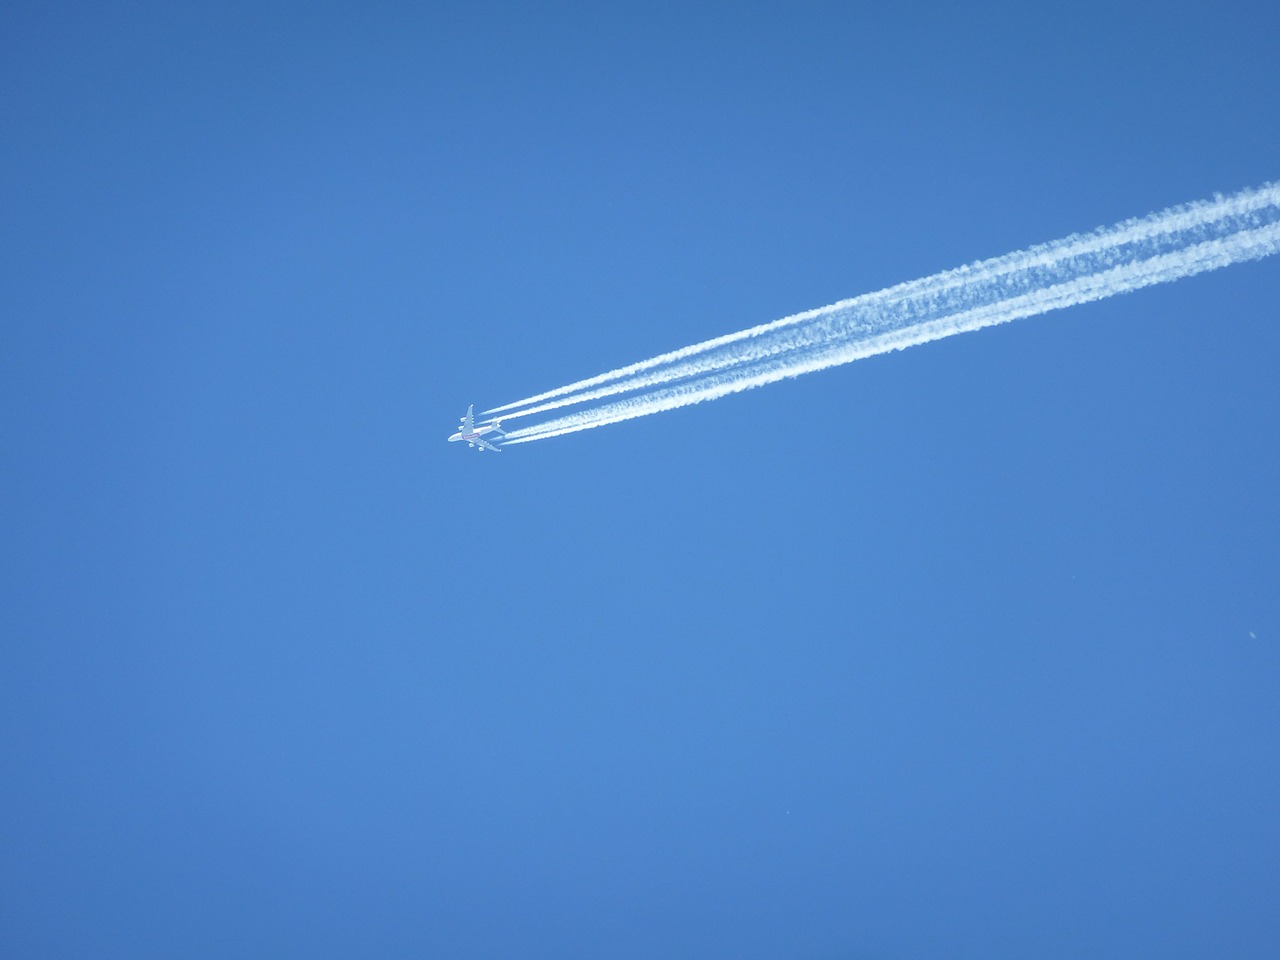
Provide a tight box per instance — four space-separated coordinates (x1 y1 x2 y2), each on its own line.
448 404 505 452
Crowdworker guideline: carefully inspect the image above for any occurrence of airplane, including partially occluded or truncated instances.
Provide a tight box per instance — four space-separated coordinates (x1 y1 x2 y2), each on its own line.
448 404 505 452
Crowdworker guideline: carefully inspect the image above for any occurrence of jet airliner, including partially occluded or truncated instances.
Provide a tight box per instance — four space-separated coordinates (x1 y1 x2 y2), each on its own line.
448 404 504 452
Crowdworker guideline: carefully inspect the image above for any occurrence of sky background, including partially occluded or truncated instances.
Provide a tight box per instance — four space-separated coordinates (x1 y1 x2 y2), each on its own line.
3 2 1279 957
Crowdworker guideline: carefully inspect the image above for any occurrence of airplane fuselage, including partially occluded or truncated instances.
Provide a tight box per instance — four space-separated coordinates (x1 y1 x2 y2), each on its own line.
448 423 499 444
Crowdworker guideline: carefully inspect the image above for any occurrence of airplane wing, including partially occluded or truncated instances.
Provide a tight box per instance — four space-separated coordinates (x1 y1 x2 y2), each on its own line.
473 436 502 453
460 404 475 433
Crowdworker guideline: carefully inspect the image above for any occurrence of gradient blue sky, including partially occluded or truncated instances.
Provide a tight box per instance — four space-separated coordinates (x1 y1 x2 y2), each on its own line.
3 3 1279 957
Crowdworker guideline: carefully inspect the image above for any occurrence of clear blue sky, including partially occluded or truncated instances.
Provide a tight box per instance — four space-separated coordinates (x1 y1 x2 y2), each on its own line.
3 2 1278 957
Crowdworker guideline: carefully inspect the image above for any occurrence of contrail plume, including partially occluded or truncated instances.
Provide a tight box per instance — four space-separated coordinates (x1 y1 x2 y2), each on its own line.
487 182 1280 421
489 182 1280 443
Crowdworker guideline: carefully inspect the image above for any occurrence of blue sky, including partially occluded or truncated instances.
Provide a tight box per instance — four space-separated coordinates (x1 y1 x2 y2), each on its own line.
3 2 1278 957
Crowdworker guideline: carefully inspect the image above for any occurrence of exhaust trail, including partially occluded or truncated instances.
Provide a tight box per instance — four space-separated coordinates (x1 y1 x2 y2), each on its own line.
503 226 1280 443
487 182 1280 421
490 182 1280 443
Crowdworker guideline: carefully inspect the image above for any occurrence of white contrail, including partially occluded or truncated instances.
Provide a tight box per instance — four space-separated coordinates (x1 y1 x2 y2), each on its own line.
487 182 1280 421
503 226 1280 443
489 182 1280 443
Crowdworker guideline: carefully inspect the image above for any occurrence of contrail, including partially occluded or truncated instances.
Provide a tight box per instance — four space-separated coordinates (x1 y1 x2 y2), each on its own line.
490 182 1280 443
486 182 1280 422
